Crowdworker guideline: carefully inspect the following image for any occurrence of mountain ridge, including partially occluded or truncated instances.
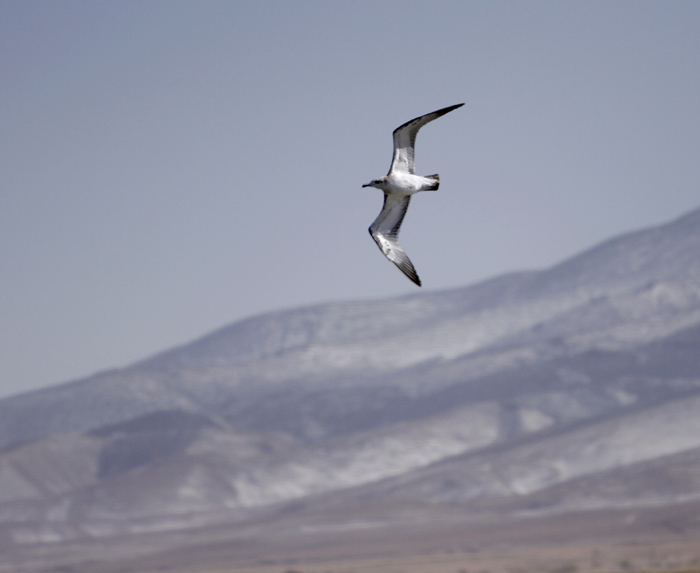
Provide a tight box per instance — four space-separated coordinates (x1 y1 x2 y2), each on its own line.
1 205 700 570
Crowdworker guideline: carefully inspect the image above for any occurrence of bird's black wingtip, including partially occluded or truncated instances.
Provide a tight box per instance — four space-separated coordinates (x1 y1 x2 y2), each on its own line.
431 103 465 119
403 266 422 287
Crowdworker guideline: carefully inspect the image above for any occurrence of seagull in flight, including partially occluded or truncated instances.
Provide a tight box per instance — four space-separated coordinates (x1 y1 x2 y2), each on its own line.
363 103 464 286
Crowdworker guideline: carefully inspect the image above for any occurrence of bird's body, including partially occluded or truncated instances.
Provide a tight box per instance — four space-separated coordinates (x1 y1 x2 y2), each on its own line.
363 103 464 286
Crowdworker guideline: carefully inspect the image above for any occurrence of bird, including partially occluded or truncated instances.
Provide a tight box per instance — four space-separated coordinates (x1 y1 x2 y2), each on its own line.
362 103 464 287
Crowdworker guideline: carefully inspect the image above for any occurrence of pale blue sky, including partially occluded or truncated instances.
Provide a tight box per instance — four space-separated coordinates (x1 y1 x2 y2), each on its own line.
2 1 700 398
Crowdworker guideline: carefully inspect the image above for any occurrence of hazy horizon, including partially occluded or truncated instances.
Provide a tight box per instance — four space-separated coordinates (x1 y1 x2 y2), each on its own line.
2 1 700 398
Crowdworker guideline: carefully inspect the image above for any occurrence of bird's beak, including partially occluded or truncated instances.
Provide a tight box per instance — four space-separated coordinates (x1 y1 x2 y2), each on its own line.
362 182 372 188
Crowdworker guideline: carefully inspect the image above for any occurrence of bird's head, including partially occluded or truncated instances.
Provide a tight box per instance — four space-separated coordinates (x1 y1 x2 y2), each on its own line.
362 177 386 189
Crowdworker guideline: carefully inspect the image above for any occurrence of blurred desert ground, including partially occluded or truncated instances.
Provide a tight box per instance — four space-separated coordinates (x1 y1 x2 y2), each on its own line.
7 500 700 573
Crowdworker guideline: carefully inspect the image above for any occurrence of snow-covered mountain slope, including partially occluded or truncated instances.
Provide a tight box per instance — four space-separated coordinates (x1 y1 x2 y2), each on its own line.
1 206 700 552
139 206 700 370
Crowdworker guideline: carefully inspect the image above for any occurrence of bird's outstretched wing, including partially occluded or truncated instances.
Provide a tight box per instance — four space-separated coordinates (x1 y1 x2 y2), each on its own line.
389 103 464 175
369 194 421 286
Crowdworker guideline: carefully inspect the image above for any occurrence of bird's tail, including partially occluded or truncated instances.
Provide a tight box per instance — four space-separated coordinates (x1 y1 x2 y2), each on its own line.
424 174 440 191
